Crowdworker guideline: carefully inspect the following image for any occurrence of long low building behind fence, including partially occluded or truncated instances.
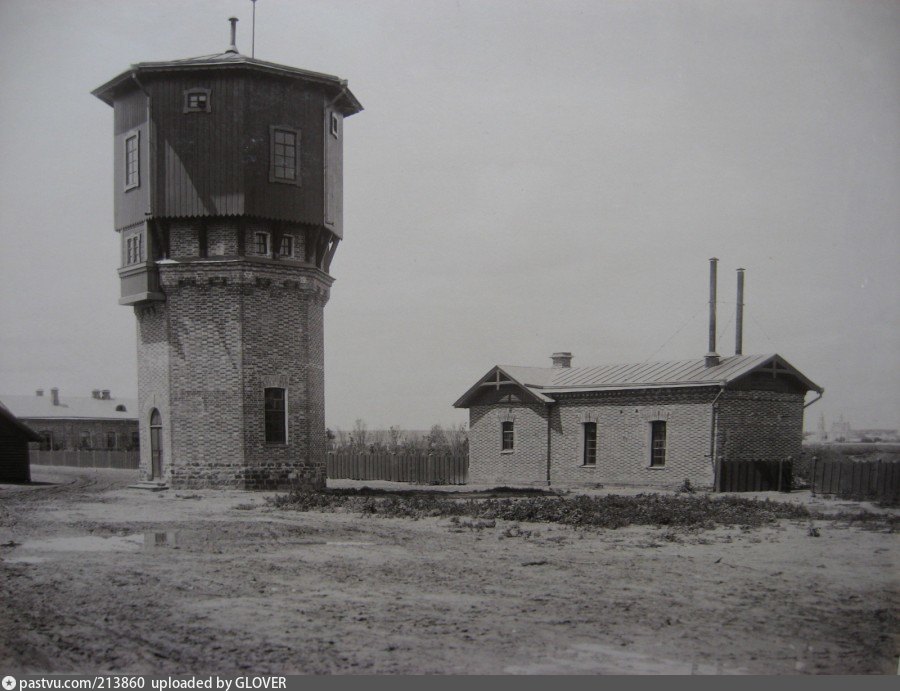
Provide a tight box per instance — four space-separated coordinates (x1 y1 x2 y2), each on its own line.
811 458 899 505
327 452 468 485
31 449 139 470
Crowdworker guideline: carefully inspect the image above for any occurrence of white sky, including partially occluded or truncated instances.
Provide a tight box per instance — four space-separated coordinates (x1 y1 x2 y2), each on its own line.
0 0 898 431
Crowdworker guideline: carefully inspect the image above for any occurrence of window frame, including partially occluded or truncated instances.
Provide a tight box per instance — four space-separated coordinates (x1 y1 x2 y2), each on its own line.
183 88 211 113
582 421 597 467
278 234 294 258
269 126 301 185
79 431 93 450
125 232 144 266
330 112 340 138
124 130 140 191
501 420 514 453
650 420 667 468
254 231 270 257
264 387 288 445
106 432 117 450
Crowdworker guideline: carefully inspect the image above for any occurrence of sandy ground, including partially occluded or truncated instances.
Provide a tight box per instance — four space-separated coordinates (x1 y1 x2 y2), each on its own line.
0 466 897 675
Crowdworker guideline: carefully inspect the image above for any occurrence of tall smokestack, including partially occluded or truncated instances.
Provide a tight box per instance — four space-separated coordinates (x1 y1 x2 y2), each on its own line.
735 268 745 356
705 258 720 367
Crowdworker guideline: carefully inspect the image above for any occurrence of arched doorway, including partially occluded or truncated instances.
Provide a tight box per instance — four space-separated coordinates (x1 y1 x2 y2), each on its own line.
149 409 163 480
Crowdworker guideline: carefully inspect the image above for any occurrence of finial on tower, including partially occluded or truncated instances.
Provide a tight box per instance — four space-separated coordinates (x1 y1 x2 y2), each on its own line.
227 17 239 54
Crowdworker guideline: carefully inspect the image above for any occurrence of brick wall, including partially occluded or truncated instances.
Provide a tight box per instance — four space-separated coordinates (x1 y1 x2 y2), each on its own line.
22 418 138 452
136 219 332 489
135 302 171 482
549 389 718 489
715 390 806 463
468 403 549 486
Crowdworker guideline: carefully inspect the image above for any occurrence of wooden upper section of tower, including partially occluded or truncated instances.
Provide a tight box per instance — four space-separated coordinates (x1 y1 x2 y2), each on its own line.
92 34 362 239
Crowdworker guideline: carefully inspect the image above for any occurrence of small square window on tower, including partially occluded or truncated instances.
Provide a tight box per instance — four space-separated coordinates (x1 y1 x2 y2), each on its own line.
183 88 211 113
270 126 300 184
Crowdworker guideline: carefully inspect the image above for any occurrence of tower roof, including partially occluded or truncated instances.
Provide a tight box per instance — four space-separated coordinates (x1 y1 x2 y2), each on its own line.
92 50 363 116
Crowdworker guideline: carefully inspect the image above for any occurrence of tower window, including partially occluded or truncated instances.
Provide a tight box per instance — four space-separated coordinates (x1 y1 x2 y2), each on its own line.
330 113 339 138
183 89 211 113
279 235 294 257
264 387 287 444
125 233 144 265
254 232 269 256
125 131 140 190
270 126 300 184
582 422 597 466
650 421 667 467
501 421 514 452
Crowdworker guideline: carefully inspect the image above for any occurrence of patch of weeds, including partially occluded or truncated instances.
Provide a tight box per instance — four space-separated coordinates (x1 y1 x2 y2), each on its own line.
233 503 257 511
807 524 821 537
502 524 533 539
676 478 695 494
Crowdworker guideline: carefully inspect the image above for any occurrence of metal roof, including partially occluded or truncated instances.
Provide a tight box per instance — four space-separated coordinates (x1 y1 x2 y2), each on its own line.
92 50 363 115
0 394 138 421
454 353 822 408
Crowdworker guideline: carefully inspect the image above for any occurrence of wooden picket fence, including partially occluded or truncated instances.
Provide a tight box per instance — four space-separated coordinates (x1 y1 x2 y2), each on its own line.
715 459 792 493
810 458 899 505
30 449 140 470
327 452 468 485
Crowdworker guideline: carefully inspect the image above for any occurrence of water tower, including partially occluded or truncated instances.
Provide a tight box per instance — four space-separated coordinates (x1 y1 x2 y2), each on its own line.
92 19 362 488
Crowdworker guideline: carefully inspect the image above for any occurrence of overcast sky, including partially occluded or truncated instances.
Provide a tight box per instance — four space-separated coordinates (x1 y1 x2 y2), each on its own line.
0 0 897 431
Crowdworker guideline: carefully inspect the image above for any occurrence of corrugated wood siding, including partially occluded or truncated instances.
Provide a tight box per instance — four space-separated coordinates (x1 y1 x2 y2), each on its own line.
151 74 245 219
243 74 326 225
114 87 150 229
324 109 344 238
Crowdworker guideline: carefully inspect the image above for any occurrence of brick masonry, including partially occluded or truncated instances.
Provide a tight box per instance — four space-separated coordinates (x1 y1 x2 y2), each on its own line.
468 386 808 489
133 218 329 490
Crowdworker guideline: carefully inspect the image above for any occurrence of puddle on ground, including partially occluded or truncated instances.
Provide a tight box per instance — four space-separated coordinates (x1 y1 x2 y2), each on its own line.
3 531 180 563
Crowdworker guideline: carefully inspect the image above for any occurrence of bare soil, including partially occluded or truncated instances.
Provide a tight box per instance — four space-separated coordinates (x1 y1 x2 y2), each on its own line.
1 466 897 675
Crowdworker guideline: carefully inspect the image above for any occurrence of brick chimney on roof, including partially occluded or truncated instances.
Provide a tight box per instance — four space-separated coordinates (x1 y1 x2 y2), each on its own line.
35 389 44 397
92 390 101 399
51 388 60 406
101 390 111 400
551 352 573 368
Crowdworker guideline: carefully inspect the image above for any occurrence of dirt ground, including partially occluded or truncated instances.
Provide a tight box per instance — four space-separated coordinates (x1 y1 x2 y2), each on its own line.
1 466 897 675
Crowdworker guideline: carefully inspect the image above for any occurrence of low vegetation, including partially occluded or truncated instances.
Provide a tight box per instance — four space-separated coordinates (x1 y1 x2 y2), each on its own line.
270 489 816 530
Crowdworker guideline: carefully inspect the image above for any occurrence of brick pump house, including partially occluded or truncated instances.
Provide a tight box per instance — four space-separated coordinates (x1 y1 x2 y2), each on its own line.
455 260 823 488
92 19 362 488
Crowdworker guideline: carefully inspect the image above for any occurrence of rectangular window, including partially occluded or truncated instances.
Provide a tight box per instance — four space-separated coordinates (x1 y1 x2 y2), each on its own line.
79 431 93 450
125 132 140 190
131 431 140 450
501 420 514 451
38 431 52 451
106 432 117 450
650 421 667 467
330 113 339 138
264 387 287 444
255 232 269 255
583 422 597 466
279 235 294 257
125 233 144 265
270 127 299 183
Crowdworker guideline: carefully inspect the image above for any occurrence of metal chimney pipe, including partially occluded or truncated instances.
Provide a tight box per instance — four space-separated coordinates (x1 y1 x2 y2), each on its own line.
735 268 745 356
705 258 720 367
227 17 239 53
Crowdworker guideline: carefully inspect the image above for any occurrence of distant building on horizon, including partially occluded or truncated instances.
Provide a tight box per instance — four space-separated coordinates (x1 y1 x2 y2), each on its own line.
0 388 138 453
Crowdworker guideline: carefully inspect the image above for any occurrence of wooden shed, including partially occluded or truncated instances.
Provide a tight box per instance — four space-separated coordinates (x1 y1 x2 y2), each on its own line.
0 401 41 483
